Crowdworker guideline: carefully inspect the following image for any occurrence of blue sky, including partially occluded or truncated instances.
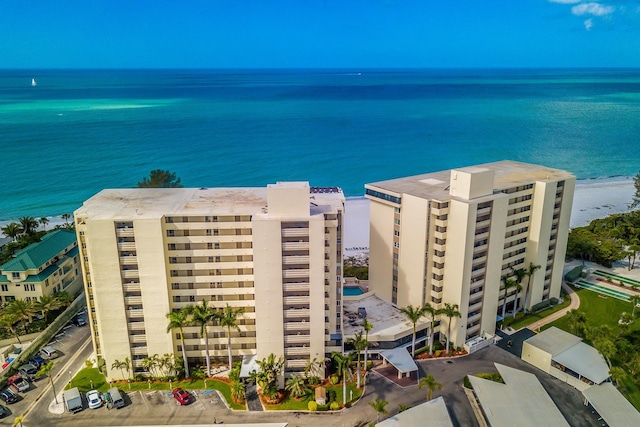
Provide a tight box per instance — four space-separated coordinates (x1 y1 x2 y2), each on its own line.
1 0 639 68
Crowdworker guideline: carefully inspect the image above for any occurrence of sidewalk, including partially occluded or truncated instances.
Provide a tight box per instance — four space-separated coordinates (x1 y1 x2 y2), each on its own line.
527 282 580 332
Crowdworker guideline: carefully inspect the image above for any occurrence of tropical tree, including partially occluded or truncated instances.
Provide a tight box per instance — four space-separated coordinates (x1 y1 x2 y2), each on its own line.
18 216 38 236
190 365 206 380
566 309 587 336
142 354 161 378
368 397 389 423
303 357 324 383
609 366 626 388
53 291 74 307
0 313 22 344
362 317 373 371
630 294 640 318
39 217 49 231
36 361 58 404
219 303 245 370
61 213 72 226
418 374 442 401
399 304 427 357
346 330 367 388
441 303 461 353
166 306 192 378
6 299 37 334
253 353 285 400
231 380 246 402
189 299 217 376
522 262 541 312
111 358 131 380
285 375 309 398
500 276 518 320
137 169 183 188
34 295 64 322
1 223 22 241
630 169 640 209
423 303 438 355
618 312 634 337
593 338 616 368
331 351 353 405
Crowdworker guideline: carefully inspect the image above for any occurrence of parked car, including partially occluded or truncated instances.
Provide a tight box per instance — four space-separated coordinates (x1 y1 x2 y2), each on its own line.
29 355 45 369
7 375 29 393
39 345 59 360
86 390 103 409
18 364 38 381
171 388 191 405
0 389 18 404
72 315 87 326
0 404 8 418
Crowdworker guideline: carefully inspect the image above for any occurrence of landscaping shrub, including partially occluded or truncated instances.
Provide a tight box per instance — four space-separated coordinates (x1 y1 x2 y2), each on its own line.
330 401 341 410
550 297 559 305
328 389 337 403
308 401 318 411
463 375 472 389
317 403 329 411
329 374 339 385
532 300 550 312
366 361 374 371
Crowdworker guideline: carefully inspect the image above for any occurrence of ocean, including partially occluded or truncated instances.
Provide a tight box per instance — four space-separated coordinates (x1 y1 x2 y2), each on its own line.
1 68 639 221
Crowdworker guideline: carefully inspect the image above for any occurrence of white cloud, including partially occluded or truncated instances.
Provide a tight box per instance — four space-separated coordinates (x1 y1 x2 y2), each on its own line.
571 3 615 16
549 0 582 4
584 18 594 30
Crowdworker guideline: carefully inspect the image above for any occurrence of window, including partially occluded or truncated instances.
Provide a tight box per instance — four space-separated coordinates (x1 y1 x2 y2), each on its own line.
167 230 174 237
12 272 20 279
1 285 7 292
24 284 29 291
30 284 35 291
207 243 213 249
206 229 212 236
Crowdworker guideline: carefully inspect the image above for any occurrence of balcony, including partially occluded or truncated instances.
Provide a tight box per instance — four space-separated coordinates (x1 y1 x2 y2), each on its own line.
284 309 310 319
283 296 310 305
286 359 307 369
126 309 144 318
283 323 311 332
122 282 141 293
119 256 138 265
282 255 310 265
281 228 309 238
284 335 311 345
121 270 139 280
284 347 311 356
127 322 146 331
116 228 135 238
129 334 147 343
282 242 309 251
117 242 136 251
131 346 148 356
282 269 310 279
132 360 145 368
282 283 310 292
124 295 143 305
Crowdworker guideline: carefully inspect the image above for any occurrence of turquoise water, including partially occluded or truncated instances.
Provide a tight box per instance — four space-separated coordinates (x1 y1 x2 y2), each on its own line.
343 287 364 296
1 68 640 220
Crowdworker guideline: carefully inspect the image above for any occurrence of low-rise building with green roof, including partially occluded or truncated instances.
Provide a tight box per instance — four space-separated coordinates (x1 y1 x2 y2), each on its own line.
0 230 83 303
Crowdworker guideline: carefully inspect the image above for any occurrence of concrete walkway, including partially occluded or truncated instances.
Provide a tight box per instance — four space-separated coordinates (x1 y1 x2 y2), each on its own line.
526 282 580 332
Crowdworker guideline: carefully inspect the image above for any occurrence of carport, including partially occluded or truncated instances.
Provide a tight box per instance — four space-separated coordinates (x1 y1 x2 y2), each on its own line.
582 382 640 426
378 348 418 379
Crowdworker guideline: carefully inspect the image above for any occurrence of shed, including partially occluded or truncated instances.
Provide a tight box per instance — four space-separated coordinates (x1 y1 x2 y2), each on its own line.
315 386 327 405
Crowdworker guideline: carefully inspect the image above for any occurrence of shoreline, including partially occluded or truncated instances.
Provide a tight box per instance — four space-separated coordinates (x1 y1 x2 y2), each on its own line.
2 177 637 256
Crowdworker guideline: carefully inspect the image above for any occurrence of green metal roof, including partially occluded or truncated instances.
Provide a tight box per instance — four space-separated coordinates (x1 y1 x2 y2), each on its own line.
22 263 60 283
0 230 77 272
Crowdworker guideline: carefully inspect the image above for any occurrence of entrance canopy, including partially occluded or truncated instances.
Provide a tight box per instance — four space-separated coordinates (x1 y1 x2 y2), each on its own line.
240 354 258 378
379 348 418 374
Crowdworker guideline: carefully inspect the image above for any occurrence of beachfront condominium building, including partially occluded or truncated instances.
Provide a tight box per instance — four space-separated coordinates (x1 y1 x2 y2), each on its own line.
74 182 344 381
0 230 83 303
365 161 575 350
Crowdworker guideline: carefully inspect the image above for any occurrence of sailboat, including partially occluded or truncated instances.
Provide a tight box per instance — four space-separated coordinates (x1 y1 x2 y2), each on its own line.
31 78 37 87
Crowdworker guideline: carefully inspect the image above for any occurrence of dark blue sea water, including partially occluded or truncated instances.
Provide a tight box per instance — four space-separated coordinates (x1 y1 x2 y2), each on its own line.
1 68 639 220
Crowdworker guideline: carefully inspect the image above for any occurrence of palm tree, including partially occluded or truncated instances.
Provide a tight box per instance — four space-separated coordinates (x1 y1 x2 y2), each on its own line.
511 281 523 319
36 361 58 404
18 216 38 235
423 303 438 355
0 313 22 344
61 213 72 225
593 338 616 368
231 380 246 403
522 263 541 312
418 374 442 401
331 351 353 405
39 217 49 231
254 353 285 400
630 294 640 318
34 295 64 322
1 223 22 241
399 304 427 357
566 309 587 336
362 317 373 371
440 303 461 353
285 375 309 398
346 330 367 388
111 358 130 380
189 299 217 376
166 306 192 378
142 354 160 378
6 299 37 335
609 366 626 388
500 276 517 321
53 291 74 307
368 397 389 423
219 303 245 371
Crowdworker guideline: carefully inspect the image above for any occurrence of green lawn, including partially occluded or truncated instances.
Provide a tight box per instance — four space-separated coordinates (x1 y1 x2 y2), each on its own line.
264 382 363 411
502 297 572 330
543 285 640 410
66 368 109 393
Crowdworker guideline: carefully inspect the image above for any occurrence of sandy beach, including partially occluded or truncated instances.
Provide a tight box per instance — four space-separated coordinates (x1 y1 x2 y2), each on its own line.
343 177 637 256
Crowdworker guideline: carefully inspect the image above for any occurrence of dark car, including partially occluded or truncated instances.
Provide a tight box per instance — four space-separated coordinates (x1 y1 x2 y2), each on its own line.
171 388 191 405
0 389 18 404
29 356 45 369
72 315 87 326
0 404 8 418
18 364 38 381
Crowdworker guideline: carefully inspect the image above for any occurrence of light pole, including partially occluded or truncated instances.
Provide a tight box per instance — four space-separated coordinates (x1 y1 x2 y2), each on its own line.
68 370 72 384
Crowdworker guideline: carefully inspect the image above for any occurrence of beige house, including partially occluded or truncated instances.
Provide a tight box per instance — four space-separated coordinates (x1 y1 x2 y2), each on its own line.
0 230 83 303
365 161 574 349
74 182 344 382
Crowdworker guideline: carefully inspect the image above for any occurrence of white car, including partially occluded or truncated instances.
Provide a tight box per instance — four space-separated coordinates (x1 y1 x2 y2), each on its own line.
86 390 102 409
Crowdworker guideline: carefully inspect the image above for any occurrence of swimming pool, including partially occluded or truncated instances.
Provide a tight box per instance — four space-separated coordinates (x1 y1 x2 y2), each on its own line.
575 280 631 302
343 287 364 296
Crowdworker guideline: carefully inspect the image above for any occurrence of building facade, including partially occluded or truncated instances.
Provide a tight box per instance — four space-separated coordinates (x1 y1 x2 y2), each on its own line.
74 182 344 381
0 230 83 303
365 161 575 349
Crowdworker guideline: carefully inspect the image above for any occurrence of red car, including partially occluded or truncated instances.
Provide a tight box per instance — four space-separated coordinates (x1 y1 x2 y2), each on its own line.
171 388 191 405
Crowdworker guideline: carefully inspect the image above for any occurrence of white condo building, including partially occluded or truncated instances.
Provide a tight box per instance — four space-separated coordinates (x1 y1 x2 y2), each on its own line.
74 182 344 381
365 161 575 349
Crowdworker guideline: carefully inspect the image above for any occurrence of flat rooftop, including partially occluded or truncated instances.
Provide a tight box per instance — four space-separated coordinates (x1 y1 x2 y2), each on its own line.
75 185 344 220
365 160 574 201
343 294 428 341
377 396 453 427
524 326 582 356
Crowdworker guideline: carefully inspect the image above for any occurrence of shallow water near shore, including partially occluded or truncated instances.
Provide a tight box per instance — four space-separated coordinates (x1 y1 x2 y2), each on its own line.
1 68 639 220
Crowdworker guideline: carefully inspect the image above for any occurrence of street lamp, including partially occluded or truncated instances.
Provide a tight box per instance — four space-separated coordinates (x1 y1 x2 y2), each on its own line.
68 370 72 384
